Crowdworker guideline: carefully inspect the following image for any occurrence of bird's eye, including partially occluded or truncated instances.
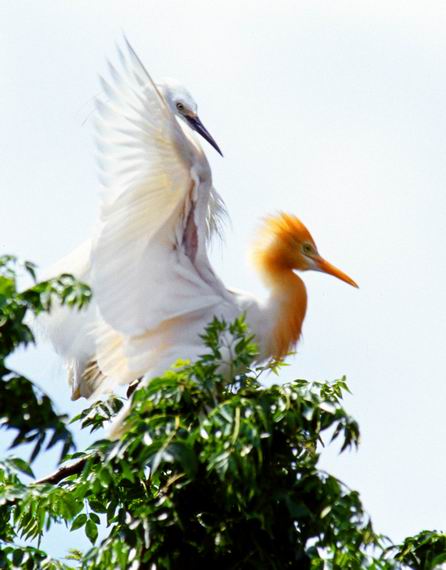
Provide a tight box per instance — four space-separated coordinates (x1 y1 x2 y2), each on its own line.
176 102 185 112
302 243 313 256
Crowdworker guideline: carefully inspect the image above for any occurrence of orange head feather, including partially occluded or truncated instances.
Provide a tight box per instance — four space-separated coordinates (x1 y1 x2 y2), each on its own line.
251 212 357 360
252 212 358 287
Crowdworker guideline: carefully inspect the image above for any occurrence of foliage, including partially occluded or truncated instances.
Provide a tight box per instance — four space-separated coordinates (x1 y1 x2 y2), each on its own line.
389 531 446 569
0 255 91 461
0 256 444 568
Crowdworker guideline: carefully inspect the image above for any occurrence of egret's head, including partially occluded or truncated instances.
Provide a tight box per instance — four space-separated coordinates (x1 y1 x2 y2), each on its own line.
157 79 223 156
253 213 358 287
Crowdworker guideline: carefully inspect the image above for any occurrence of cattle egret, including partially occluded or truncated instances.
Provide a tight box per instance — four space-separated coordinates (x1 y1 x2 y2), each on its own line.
95 211 357 397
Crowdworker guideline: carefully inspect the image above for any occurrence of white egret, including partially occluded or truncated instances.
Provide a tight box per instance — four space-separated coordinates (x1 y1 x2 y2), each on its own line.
41 38 225 399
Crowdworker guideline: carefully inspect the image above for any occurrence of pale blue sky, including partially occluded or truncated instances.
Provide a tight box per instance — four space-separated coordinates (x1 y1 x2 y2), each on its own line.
2 0 446 557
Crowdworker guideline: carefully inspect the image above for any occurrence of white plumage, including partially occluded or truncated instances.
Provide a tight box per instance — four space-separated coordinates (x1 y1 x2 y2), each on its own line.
42 39 357 409
42 39 250 399
89 40 245 394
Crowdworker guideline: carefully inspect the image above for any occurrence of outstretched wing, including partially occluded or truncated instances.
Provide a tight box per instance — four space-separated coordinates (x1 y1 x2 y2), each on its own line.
91 38 213 336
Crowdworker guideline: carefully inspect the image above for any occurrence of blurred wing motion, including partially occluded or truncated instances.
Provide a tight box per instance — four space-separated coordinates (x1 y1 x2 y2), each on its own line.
92 39 225 337
36 240 97 398
91 40 235 392
40 39 232 399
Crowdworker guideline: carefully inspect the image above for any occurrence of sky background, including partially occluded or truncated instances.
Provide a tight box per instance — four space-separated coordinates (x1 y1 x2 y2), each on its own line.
2 0 446 557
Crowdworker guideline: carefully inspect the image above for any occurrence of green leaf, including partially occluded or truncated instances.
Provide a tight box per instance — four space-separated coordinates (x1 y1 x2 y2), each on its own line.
7 457 34 478
88 499 107 514
71 513 87 531
85 519 98 544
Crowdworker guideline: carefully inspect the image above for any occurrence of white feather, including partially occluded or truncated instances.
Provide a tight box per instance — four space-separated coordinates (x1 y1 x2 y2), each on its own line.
39 39 235 400
36 240 98 398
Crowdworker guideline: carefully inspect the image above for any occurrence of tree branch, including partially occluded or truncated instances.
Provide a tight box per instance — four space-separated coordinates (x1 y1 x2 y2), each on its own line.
2 456 95 508
34 456 90 486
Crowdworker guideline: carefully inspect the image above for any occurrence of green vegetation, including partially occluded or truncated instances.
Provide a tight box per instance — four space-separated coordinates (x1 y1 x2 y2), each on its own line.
0 256 444 568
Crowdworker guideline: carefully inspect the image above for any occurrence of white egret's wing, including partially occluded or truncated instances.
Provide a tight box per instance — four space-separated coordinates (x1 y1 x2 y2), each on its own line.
91 39 226 337
36 240 98 398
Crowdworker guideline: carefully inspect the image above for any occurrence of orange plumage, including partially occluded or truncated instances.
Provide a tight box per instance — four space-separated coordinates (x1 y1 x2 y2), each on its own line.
252 212 357 360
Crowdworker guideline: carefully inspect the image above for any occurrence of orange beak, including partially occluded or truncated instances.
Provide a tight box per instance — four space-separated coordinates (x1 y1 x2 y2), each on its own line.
316 257 358 288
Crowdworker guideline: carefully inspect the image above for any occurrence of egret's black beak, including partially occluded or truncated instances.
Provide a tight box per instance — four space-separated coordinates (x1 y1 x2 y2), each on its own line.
186 115 223 157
